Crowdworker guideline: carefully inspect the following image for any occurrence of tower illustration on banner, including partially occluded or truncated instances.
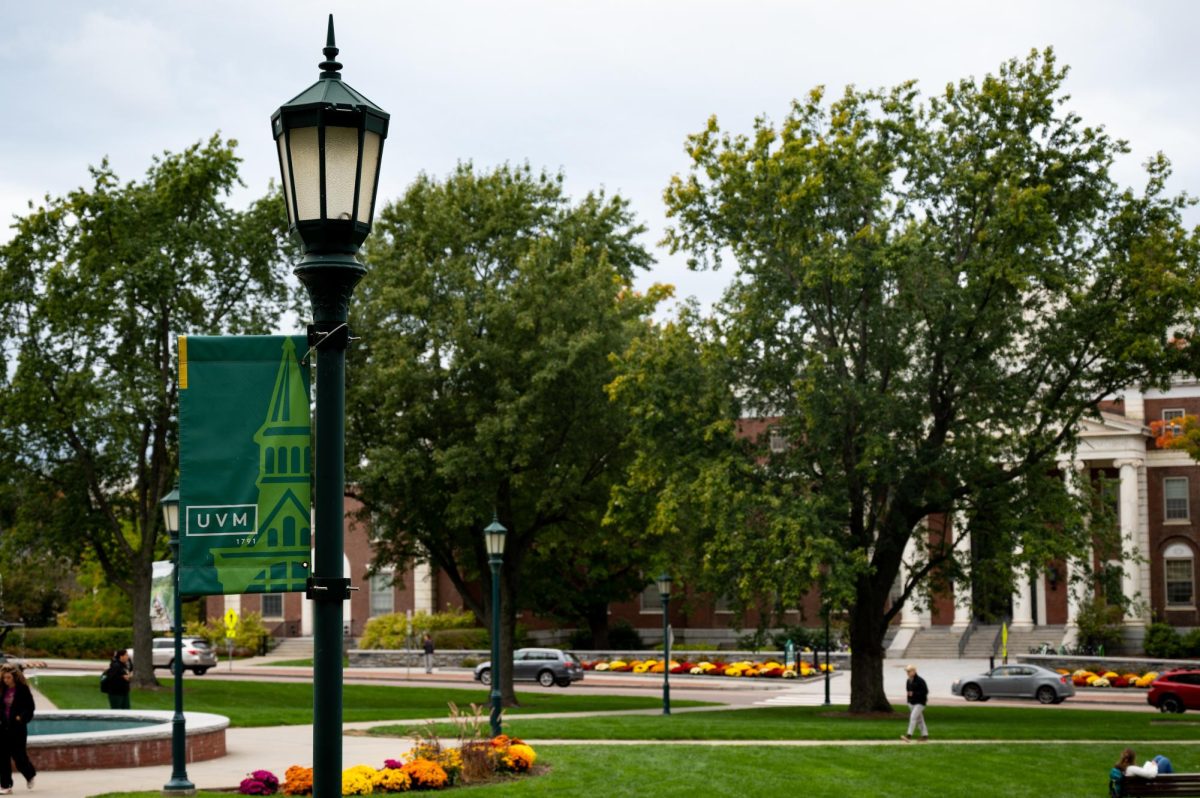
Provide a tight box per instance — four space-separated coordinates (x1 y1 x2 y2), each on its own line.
211 338 312 594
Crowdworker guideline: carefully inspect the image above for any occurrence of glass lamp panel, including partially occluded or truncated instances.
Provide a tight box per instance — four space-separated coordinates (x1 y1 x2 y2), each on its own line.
355 130 381 224
276 135 296 226
161 501 179 535
323 126 361 221
289 127 322 221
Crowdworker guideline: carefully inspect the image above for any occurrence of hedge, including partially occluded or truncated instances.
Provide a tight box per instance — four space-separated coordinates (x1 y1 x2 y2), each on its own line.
5 627 132 659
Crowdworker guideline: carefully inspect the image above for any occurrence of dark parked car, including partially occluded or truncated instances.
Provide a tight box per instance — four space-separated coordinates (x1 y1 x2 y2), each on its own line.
1148 669 1200 713
952 664 1075 704
473 648 584 687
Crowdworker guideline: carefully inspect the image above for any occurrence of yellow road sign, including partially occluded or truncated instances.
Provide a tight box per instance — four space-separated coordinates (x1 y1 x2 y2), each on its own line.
224 608 239 636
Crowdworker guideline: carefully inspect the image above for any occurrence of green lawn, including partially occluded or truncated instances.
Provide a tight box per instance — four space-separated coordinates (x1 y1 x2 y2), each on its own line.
371 703 1200 742
34 676 710 727
88 743 1200 798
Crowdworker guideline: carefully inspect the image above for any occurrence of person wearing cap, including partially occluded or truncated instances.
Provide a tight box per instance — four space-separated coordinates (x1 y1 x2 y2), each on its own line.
901 664 928 743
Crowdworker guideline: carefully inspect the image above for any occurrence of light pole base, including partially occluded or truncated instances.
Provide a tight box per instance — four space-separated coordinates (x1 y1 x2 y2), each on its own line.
162 779 196 796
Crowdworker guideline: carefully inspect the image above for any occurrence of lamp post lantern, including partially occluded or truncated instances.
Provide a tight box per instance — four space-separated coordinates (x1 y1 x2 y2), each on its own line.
160 487 194 795
483 515 507 736
271 15 388 797
656 573 672 716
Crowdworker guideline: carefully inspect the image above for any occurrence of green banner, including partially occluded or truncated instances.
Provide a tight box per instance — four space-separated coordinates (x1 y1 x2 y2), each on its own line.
178 335 312 596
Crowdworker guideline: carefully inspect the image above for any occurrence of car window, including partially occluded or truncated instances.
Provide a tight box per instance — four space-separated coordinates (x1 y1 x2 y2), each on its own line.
154 640 171 649
991 667 1013 677
565 652 581 665
190 640 212 650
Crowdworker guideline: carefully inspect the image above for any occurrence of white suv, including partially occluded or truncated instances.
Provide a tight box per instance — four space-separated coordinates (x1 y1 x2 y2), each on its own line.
128 638 217 675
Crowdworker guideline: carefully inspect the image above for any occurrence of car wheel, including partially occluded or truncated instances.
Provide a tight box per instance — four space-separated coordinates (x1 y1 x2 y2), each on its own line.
478 668 492 686
555 677 571 687
193 667 208 676
166 658 174 671
962 683 983 702
1161 695 1185 714
537 670 556 687
1036 686 1056 705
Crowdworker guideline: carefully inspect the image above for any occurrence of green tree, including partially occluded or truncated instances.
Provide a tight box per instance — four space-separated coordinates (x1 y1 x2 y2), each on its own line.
349 163 663 704
654 49 1200 712
0 136 291 684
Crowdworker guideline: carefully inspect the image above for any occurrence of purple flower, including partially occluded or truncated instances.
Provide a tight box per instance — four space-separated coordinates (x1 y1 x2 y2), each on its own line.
383 758 405 770
239 770 279 795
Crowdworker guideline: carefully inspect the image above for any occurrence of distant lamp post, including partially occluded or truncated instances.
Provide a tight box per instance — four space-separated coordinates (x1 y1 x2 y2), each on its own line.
160 487 194 795
271 15 389 798
484 515 507 736
656 572 672 716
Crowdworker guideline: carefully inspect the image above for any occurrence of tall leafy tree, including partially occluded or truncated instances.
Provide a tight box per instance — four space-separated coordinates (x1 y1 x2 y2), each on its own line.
349 163 663 703
0 136 291 683
652 49 1200 711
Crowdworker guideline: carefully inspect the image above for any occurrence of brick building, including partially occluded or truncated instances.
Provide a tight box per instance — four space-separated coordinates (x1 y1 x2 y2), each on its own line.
205 382 1200 651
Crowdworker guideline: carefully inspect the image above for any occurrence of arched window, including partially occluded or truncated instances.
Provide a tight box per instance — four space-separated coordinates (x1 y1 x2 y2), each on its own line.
1164 542 1195 607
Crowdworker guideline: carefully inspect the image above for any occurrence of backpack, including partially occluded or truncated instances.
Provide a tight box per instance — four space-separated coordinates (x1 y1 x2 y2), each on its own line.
99 670 110 694
1109 766 1123 798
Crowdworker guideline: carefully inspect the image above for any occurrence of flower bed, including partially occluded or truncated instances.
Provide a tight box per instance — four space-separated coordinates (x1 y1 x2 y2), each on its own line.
241 735 538 795
583 657 835 678
1059 668 1159 689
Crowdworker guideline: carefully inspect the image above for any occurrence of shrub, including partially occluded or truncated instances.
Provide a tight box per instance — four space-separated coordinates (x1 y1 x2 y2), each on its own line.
1181 628 1200 658
607 619 643 650
359 609 480 650
566 628 593 649
1075 597 1124 652
10 627 132 659
431 628 489 650
186 612 270 656
771 625 825 651
1143 622 1182 659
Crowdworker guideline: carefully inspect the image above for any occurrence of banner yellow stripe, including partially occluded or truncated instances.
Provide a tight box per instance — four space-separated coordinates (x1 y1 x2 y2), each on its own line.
178 336 188 389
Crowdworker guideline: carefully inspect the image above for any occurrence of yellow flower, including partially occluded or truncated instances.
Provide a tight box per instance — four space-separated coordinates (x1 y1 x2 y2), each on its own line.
374 767 412 792
503 743 537 772
341 765 378 796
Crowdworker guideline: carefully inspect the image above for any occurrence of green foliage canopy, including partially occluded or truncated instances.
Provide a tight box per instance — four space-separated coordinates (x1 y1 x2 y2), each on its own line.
644 49 1200 711
348 163 663 700
0 135 292 682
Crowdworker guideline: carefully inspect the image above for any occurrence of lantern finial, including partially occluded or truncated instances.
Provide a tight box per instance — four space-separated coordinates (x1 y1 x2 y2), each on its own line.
319 14 342 79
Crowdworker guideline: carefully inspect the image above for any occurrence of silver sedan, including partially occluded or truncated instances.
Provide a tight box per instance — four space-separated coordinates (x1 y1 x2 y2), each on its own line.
952 664 1075 704
474 648 584 687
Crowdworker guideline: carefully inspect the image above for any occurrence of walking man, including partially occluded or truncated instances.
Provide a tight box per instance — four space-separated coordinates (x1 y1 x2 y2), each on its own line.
901 664 928 743
422 633 435 674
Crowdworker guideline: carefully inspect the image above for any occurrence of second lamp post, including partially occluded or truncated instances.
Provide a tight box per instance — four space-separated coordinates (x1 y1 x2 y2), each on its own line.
484 516 507 736
657 573 672 716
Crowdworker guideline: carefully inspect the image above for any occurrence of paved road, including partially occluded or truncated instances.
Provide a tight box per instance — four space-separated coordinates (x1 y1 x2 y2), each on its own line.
27 656 1156 797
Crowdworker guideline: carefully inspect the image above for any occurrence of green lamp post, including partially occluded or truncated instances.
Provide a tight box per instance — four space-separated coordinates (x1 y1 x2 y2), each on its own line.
159 487 195 795
271 15 389 797
656 573 672 716
483 515 507 736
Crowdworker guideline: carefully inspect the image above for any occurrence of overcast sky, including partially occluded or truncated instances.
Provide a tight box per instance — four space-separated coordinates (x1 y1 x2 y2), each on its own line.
3 1 1197 313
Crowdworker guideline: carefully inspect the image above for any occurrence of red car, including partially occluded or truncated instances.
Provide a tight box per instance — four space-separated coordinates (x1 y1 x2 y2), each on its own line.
1148 669 1200 713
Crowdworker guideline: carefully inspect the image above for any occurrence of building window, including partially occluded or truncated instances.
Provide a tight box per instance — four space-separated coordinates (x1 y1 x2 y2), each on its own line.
370 572 395 617
1163 408 1186 437
1165 542 1195 607
769 429 787 454
1164 477 1190 521
261 593 283 619
639 584 663 613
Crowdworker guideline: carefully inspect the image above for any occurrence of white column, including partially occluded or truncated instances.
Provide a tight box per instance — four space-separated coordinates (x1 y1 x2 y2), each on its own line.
1035 569 1047 628
952 515 972 630
1115 458 1146 627
1060 460 1089 644
1011 546 1034 631
900 534 921 629
413 560 436 614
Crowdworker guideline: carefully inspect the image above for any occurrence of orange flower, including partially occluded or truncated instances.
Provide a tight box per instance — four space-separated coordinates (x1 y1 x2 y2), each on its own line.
282 765 313 796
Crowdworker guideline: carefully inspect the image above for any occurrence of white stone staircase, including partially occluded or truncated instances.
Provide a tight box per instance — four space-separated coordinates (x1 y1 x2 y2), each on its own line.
269 636 315 659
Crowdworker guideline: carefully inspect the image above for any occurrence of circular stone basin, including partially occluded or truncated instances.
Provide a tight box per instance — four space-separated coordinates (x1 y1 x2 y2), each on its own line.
27 710 228 770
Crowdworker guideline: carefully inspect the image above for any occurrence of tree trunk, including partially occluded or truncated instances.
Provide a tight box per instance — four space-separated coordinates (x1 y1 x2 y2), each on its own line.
128 559 159 689
848 589 893 714
584 602 610 650
500 578 519 708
